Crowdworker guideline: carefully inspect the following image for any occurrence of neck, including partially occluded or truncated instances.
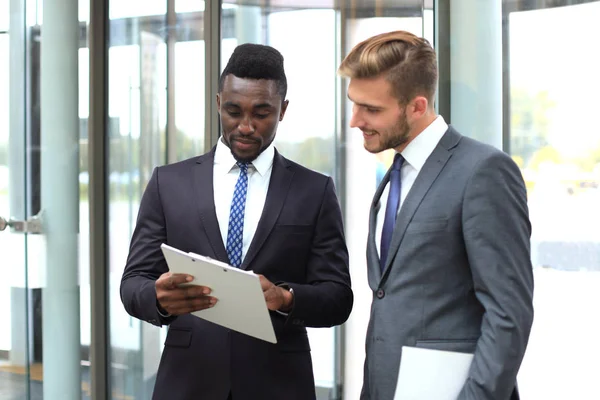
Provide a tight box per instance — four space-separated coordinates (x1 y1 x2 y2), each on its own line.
412 109 438 136
395 110 438 153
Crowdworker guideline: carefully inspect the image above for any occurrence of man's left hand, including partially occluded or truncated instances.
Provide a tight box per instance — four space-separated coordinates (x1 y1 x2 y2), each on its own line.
258 275 293 312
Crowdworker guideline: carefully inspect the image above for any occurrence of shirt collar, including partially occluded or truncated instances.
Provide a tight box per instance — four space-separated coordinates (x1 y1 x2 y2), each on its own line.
214 137 275 176
400 115 448 172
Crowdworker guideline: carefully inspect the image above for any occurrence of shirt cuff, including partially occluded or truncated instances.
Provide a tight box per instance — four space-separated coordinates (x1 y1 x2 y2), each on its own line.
156 302 172 318
275 284 294 316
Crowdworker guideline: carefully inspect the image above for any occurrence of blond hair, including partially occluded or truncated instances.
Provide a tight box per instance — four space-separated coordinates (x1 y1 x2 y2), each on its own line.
338 30 438 106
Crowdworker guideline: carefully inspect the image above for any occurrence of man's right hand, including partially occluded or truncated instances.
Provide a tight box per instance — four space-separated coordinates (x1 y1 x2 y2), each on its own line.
155 272 217 316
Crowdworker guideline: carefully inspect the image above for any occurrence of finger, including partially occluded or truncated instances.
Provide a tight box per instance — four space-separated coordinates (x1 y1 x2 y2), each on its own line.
168 296 218 315
159 285 213 303
170 273 194 288
258 275 271 291
157 273 193 290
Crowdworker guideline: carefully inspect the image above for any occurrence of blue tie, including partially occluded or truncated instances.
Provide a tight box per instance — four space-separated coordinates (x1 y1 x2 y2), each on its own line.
380 153 404 271
226 162 249 268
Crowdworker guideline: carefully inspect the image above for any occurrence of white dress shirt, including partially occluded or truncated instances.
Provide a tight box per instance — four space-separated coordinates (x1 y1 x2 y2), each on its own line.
213 138 274 263
375 116 449 256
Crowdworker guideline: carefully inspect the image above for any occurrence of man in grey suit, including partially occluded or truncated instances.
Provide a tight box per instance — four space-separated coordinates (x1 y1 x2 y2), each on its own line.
338 30 534 399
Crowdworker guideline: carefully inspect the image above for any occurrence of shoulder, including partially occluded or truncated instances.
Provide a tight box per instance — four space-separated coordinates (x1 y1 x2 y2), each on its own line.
156 152 212 175
449 128 516 170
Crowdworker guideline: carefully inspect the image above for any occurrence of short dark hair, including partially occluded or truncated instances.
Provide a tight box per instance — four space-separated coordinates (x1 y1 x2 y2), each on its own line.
218 43 287 100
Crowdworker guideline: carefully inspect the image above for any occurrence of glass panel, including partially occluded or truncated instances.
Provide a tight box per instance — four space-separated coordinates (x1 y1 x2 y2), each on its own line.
268 8 338 389
109 1 208 397
0 36 8 352
0 0 7 31
0 25 29 398
2 0 88 397
110 1 166 20
108 30 168 400
173 39 205 160
223 3 341 394
341 4 425 399
507 2 600 399
175 0 204 13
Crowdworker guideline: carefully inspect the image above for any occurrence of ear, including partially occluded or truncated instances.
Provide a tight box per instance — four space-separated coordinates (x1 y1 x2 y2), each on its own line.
279 100 289 121
408 96 429 119
216 93 221 113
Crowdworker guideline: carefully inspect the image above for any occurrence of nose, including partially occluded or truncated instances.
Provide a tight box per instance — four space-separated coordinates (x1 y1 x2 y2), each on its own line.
349 107 364 129
238 117 255 135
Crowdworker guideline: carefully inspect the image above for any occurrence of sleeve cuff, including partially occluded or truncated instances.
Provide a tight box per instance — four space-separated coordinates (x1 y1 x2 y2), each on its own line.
156 301 172 318
275 283 295 316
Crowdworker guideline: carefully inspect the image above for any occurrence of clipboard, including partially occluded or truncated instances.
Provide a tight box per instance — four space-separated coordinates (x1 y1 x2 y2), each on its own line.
160 243 277 344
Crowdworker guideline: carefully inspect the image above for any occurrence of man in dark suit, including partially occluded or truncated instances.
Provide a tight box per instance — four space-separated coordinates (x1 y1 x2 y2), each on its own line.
121 43 353 400
338 31 534 399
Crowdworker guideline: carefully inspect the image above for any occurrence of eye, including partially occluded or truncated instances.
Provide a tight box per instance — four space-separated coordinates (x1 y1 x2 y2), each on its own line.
366 107 380 114
254 113 270 119
227 110 241 117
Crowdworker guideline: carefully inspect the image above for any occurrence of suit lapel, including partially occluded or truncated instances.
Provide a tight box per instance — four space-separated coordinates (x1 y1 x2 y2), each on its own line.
241 150 293 270
192 148 229 263
381 127 461 277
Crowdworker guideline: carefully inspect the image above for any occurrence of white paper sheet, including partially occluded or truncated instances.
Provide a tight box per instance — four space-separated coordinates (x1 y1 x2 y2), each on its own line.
394 345 474 400
160 243 277 344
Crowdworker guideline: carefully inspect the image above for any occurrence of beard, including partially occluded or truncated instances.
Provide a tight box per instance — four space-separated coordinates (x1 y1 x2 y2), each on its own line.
364 110 411 153
222 133 270 163
382 111 410 150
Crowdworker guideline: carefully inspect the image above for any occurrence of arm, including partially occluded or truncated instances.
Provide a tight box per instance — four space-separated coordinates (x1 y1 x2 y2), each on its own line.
120 168 215 326
120 167 174 327
282 177 354 328
459 152 534 399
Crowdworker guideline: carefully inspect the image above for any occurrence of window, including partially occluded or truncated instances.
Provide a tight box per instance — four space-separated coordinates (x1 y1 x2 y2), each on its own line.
506 2 600 399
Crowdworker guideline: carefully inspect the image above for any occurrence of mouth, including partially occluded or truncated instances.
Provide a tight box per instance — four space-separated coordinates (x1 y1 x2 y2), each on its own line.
362 130 377 137
232 137 260 150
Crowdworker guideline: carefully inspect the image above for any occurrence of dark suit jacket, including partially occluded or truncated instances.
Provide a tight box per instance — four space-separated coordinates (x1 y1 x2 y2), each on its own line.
361 126 533 400
121 148 353 400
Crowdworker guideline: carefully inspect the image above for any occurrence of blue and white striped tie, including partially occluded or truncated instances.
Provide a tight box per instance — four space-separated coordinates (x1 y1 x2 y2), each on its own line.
226 162 249 268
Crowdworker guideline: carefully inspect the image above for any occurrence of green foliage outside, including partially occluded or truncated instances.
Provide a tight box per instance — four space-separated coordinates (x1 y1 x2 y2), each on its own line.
511 88 600 174
275 136 335 176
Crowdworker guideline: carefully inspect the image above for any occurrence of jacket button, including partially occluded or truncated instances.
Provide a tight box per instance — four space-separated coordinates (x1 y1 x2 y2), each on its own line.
376 289 385 299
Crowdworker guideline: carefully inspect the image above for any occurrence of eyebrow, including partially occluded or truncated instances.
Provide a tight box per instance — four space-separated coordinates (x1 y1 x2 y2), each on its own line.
346 93 383 110
252 103 274 109
222 101 274 109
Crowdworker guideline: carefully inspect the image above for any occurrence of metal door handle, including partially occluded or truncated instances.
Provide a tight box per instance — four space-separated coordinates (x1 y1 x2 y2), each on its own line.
0 212 44 234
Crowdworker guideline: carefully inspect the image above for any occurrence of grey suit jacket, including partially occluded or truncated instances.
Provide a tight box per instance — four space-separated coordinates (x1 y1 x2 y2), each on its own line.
361 126 534 400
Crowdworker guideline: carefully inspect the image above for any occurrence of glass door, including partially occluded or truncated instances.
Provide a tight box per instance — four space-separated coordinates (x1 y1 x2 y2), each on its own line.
0 0 86 398
0 0 36 397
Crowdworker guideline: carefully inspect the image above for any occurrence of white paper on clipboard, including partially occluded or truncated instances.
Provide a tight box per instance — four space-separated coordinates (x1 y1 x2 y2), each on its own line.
160 243 277 344
394 346 473 400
